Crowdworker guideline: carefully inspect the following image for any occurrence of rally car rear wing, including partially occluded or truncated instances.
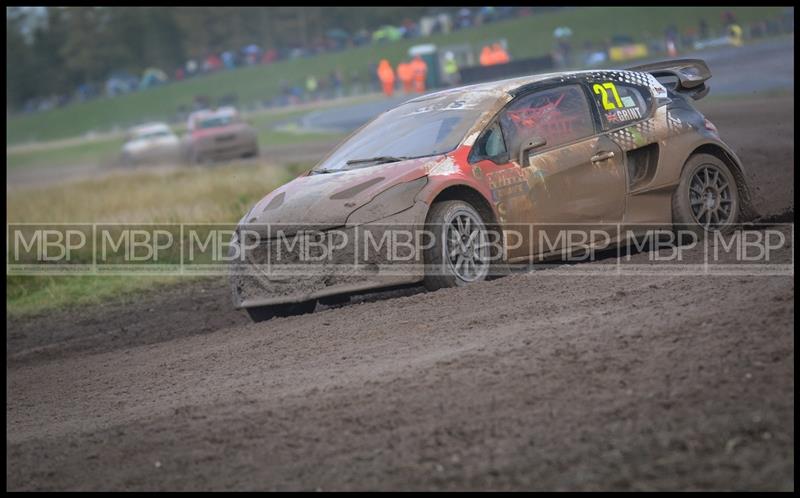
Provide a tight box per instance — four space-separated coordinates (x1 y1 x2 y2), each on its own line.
628 58 711 100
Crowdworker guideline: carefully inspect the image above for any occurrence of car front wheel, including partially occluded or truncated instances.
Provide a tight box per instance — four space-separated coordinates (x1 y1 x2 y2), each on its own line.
423 200 491 291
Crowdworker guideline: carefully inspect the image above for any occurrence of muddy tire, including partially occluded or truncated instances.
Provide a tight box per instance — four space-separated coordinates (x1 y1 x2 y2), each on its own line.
245 300 317 322
672 153 739 241
423 200 491 291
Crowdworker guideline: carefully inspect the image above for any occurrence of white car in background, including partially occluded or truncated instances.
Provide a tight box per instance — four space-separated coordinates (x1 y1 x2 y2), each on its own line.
121 122 181 166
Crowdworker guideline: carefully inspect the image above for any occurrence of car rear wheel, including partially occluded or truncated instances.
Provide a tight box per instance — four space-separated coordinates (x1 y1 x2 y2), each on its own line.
672 153 739 239
245 300 317 322
423 200 491 291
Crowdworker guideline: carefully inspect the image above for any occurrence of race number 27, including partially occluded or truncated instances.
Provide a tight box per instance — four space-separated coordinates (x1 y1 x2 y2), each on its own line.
593 82 623 110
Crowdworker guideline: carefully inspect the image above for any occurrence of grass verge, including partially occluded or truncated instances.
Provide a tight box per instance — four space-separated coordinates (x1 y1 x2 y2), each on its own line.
7 160 313 318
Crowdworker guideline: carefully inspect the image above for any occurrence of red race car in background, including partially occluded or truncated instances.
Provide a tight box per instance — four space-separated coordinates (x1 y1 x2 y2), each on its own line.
183 106 259 164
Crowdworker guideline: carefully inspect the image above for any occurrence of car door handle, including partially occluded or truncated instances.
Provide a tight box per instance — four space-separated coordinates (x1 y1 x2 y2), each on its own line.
591 151 615 163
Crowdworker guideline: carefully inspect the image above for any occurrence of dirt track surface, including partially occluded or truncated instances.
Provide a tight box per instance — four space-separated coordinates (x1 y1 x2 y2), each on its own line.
6 95 794 490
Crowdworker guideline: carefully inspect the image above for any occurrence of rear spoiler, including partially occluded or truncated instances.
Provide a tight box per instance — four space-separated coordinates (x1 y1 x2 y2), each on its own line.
627 58 711 100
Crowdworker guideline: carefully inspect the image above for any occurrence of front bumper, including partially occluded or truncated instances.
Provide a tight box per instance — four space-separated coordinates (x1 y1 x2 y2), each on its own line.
194 137 258 161
126 143 181 162
229 201 428 308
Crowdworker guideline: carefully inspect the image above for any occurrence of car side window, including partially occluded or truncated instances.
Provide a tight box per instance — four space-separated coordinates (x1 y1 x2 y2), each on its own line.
591 82 649 128
469 121 508 163
499 84 595 156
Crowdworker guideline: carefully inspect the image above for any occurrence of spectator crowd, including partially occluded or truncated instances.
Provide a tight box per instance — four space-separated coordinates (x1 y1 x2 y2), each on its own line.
18 7 794 116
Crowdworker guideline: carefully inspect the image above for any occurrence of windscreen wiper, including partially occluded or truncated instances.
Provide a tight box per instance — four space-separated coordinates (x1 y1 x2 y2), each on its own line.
345 156 409 166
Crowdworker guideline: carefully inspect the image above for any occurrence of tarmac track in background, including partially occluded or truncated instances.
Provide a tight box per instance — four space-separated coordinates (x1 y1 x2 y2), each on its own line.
5 95 794 490
300 37 794 133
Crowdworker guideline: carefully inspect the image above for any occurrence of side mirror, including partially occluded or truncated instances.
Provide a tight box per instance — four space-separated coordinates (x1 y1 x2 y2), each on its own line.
518 135 547 167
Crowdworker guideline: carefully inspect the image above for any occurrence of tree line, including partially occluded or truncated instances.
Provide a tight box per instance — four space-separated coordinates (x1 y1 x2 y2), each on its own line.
6 6 446 110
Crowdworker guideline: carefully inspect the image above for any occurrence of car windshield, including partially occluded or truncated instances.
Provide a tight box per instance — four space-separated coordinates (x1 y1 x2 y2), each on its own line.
197 114 237 129
312 93 493 173
138 130 172 139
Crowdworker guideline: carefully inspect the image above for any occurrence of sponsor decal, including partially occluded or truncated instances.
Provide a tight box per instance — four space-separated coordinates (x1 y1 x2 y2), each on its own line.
648 76 669 99
487 168 526 190
490 181 530 202
606 107 642 123
403 98 480 116
621 96 636 108
487 168 529 202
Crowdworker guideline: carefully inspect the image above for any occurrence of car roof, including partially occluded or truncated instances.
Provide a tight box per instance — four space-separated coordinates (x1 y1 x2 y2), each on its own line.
130 122 172 135
189 106 239 121
403 69 615 107
399 69 638 148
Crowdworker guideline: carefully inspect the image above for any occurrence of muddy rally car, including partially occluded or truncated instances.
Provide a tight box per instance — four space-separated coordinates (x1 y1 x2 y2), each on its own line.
183 106 259 164
230 59 753 321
